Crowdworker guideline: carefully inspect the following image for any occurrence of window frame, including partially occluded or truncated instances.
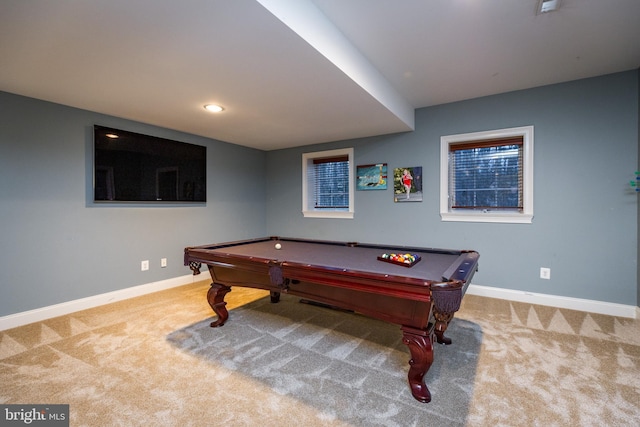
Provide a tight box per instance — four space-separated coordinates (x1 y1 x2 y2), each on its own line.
302 147 354 219
440 126 534 224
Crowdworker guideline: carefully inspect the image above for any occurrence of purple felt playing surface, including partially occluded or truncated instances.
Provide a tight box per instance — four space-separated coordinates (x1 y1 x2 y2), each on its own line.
200 238 462 282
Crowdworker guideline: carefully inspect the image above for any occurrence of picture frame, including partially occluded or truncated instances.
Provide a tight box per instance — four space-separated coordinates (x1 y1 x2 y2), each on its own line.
356 163 388 190
394 166 423 202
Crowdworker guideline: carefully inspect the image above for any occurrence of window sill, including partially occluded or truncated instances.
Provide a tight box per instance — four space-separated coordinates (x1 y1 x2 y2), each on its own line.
302 210 354 219
440 211 533 224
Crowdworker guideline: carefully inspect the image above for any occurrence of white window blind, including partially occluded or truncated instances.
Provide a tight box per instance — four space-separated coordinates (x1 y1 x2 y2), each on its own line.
310 155 349 209
449 137 523 211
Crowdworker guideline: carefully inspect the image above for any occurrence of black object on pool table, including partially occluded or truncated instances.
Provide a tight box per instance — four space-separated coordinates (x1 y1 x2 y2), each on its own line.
184 236 479 403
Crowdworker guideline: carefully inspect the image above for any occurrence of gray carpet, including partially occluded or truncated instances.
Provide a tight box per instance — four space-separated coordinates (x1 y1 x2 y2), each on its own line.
2 282 639 426
167 294 482 426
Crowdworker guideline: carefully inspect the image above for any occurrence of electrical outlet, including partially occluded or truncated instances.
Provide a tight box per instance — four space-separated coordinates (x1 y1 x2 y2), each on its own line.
141 260 149 271
540 267 551 280
161 258 167 268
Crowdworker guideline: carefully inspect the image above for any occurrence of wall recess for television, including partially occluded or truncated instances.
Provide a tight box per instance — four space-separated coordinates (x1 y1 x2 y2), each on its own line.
93 125 206 203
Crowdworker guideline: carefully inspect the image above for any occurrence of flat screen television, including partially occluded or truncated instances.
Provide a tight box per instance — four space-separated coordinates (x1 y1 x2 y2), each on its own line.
93 125 206 203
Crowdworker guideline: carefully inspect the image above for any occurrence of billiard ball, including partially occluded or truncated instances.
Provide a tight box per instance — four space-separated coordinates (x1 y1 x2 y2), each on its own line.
275 243 282 250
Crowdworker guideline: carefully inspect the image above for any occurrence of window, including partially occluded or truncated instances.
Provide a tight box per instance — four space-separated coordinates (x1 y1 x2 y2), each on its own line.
440 126 533 223
302 148 354 219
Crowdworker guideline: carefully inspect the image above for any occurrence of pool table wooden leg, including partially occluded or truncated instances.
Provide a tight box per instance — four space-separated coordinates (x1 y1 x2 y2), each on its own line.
433 310 455 345
401 325 435 403
270 291 281 303
207 282 231 327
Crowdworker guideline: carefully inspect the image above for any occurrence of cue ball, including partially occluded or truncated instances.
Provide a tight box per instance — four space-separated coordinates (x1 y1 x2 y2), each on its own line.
275 243 282 250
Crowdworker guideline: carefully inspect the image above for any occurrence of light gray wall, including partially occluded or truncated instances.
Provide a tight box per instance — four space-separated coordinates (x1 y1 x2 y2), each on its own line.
0 91 266 317
266 71 639 306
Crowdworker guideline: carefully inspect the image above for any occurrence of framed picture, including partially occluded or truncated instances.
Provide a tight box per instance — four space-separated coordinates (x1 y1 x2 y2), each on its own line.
394 166 423 202
357 163 388 190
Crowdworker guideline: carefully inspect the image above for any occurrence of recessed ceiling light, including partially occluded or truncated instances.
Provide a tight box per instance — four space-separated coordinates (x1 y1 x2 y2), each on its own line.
537 0 561 14
105 133 119 139
204 104 224 113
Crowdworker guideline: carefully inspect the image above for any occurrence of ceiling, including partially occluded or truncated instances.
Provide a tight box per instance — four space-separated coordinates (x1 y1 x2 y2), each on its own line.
1 0 639 151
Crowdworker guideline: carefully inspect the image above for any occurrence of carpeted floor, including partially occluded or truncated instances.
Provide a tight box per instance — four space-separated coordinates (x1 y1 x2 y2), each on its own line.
1 280 639 426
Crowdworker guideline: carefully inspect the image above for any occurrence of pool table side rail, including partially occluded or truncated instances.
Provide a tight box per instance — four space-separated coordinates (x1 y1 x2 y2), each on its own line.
440 252 480 283
282 261 433 302
184 250 278 279
186 236 473 257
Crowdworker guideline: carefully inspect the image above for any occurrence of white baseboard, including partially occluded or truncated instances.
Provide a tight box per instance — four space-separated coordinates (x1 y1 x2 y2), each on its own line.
467 284 638 319
0 273 203 331
1 279 637 331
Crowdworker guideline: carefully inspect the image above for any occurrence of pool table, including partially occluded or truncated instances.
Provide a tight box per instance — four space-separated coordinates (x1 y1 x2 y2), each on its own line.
184 236 479 403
